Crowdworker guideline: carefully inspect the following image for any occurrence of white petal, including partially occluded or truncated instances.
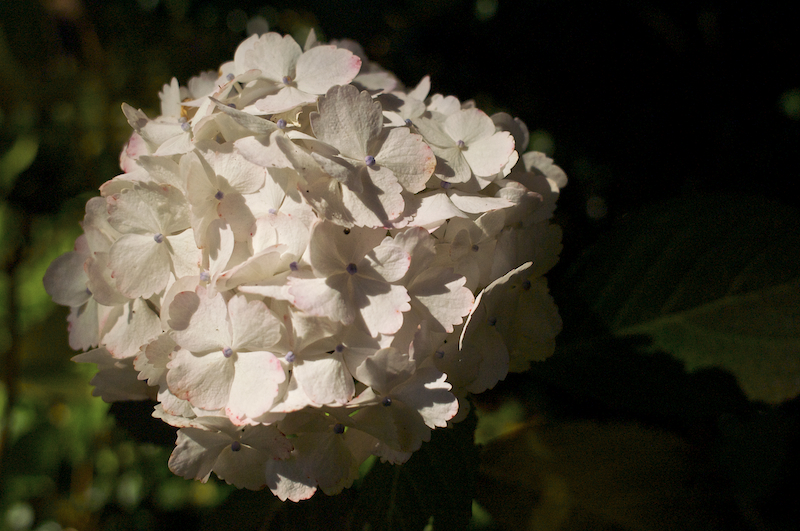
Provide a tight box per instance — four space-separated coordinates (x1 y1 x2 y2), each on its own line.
169 288 230 352
246 32 301 81
295 45 362 95
108 233 171 299
443 108 495 145
463 132 516 177
254 86 318 114
293 354 354 405
226 351 285 423
392 367 458 428
374 127 436 193
310 84 381 158
100 298 161 359
228 294 282 351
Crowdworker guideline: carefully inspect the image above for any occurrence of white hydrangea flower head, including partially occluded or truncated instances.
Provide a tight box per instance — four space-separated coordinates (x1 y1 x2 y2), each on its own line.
43 30 565 501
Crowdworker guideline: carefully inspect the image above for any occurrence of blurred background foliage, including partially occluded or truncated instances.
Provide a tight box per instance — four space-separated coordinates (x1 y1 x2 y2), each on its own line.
1 0 799 530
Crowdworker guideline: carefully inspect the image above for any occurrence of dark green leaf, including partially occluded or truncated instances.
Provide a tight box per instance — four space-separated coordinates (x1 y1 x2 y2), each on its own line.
570 194 800 404
353 408 479 531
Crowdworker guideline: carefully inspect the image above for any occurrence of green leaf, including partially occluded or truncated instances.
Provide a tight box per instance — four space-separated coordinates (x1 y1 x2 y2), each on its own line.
571 194 800 404
477 420 723 531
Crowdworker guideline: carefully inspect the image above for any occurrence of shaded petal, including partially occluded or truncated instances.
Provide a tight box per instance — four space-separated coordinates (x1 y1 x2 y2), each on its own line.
168 427 229 482
43 249 90 307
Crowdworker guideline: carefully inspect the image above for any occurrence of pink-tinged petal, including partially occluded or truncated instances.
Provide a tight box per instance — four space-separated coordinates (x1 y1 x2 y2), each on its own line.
374 127 436 193
226 351 285 423
356 280 410 337
167 349 234 410
101 298 161 359
168 427 230 482
392 367 458 428
293 354 354 405
246 32 301 81
68 300 100 351
463 131 516 177
310 84 381 158
295 45 362 94
169 288 230 352
43 250 90 307
254 86 318 115
108 233 171 299
288 275 354 325
492 112 529 151
228 295 281 351
444 108 495 145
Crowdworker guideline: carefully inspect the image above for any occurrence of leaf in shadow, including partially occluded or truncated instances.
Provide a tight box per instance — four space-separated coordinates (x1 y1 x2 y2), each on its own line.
567 194 800 404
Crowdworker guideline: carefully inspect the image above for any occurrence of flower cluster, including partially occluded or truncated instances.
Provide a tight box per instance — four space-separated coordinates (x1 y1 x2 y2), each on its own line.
43 31 564 501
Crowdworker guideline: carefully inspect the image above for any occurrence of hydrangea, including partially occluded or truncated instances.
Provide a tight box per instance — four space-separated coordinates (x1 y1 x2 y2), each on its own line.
43 30 565 501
